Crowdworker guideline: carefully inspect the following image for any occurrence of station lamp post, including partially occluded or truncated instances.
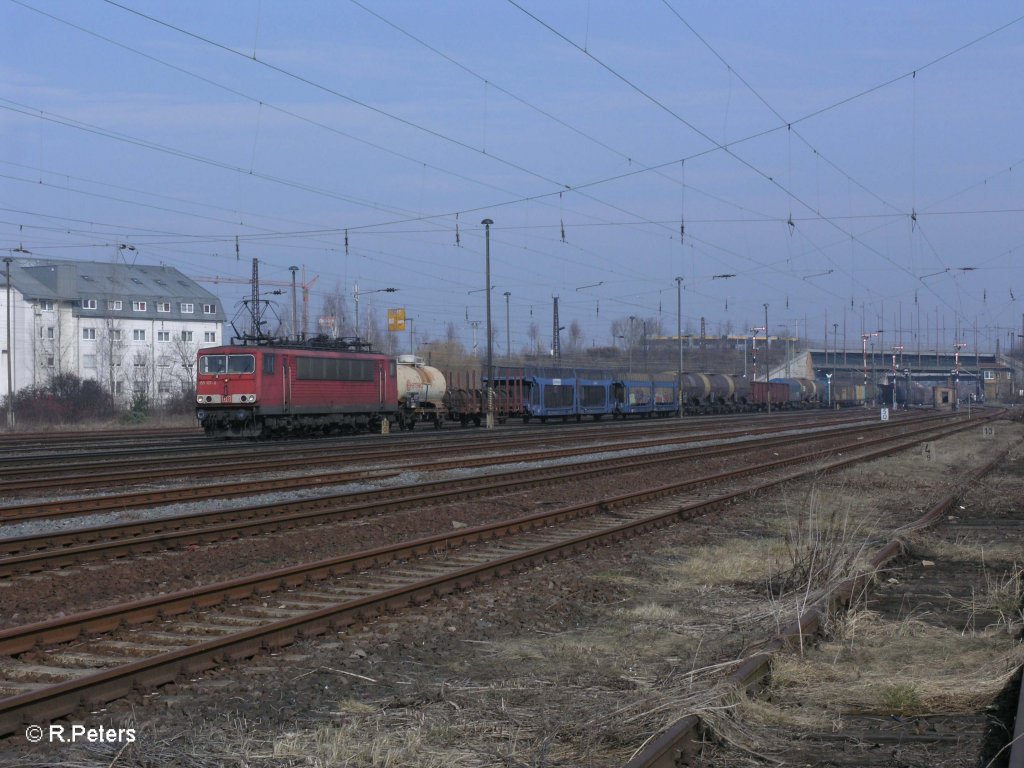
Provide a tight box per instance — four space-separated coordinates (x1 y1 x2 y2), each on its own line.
3 255 13 429
763 304 770 414
675 276 683 418
289 266 299 340
481 219 494 429
891 345 903 411
503 291 511 362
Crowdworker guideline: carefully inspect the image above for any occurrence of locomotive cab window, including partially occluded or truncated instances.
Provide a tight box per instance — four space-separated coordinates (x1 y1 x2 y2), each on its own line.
227 355 256 374
263 354 275 374
200 354 255 374
200 355 225 374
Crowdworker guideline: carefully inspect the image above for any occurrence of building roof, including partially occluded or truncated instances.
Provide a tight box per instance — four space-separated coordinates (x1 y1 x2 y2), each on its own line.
5 257 227 322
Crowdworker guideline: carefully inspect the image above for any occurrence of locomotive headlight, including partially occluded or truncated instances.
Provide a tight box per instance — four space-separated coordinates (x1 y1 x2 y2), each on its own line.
196 396 203 404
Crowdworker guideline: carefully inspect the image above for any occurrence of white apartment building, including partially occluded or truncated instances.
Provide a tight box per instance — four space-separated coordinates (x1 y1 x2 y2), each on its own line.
1 257 226 404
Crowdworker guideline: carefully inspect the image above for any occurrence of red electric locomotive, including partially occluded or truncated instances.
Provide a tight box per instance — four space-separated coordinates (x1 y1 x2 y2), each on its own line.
195 340 399 438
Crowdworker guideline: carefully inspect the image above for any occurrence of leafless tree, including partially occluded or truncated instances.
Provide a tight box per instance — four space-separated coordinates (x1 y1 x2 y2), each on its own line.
318 281 351 338
567 320 584 353
526 322 540 355
170 335 199 395
97 320 126 399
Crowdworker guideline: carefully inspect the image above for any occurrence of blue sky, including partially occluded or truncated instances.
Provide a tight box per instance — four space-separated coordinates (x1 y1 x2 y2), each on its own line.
3 1 1023 356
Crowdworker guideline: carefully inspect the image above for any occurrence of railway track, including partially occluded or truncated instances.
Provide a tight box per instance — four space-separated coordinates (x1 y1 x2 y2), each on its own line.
0 410 897 496
0 410 1001 736
624 436 1022 768
0 414 967 576
0 410 870 483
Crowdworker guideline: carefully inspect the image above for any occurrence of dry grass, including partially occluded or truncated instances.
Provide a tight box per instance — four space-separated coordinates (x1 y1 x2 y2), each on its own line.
769 608 1024 717
647 539 787 588
272 718 481 768
915 532 1024 564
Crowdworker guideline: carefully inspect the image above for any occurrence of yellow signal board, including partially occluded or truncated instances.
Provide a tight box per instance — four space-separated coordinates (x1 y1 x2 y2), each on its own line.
387 307 406 331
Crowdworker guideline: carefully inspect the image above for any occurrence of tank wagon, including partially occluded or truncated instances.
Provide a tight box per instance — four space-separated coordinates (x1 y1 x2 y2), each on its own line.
678 372 751 413
395 355 447 429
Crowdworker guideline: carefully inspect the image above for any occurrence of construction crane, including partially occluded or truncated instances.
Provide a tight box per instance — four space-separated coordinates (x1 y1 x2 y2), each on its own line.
195 266 319 339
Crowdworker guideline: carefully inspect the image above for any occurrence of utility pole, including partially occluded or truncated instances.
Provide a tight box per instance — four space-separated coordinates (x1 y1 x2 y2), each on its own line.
289 266 298 341
764 304 770 414
891 345 903 410
503 291 511 361
481 218 494 429
3 255 14 429
552 296 562 363
251 258 261 340
675 276 683 418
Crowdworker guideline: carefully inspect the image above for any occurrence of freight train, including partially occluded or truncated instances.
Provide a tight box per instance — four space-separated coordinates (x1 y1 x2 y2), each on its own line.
194 339 832 438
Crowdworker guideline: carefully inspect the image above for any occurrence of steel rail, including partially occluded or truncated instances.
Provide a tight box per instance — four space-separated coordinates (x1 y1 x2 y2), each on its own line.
0 411 876 489
0 412 929 511
0 416 963 574
0 414 998 735
623 435 1019 768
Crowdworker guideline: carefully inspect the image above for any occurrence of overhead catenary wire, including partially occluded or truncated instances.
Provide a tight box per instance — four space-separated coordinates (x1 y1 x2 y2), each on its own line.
5 2 1022 346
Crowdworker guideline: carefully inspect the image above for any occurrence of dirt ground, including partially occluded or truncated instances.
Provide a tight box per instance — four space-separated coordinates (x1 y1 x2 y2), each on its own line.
2 418 1021 767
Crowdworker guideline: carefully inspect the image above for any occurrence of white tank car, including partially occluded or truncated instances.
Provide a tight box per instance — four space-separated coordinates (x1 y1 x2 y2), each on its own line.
396 355 447 428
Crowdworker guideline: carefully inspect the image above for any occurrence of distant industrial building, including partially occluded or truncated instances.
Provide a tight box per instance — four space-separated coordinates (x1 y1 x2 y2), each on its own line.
1 256 226 403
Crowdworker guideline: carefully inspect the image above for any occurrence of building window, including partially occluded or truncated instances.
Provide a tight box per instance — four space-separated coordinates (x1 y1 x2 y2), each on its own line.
203 303 216 314
82 299 97 310
180 303 194 314
157 381 172 394
108 300 123 311
157 302 171 313
114 381 124 395
983 370 995 380
46 356 55 367
83 328 96 340
39 300 54 311
181 330 193 342
133 380 148 393
41 326 55 339
110 329 122 341
157 331 170 342
158 356 171 368
133 329 146 341
83 354 97 368
132 301 147 312
204 331 217 342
